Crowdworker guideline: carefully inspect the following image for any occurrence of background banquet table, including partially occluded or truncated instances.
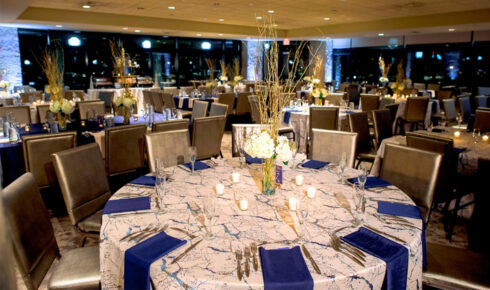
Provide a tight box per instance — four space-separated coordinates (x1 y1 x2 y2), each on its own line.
392 98 437 133
87 88 146 112
101 158 424 289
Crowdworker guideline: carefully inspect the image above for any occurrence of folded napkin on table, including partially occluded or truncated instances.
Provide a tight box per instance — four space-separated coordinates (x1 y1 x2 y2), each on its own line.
129 176 156 187
347 176 392 189
341 227 409 290
378 201 426 267
246 155 264 164
182 161 210 171
431 128 445 133
301 160 329 169
259 246 313 290
344 110 355 114
453 147 466 155
125 232 186 290
102 196 151 215
283 110 301 124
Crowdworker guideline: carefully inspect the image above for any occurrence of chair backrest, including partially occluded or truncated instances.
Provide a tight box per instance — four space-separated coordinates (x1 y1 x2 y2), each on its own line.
198 86 212 95
406 132 456 202
474 109 490 132
146 129 191 171
310 129 357 168
236 92 252 115
0 193 16 290
191 100 209 120
209 103 228 117
0 105 31 124
20 91 43 103
324 93 344 106
78 101 105 120
105 124 147 176
427 83 440 91
309 107 339 138
248 95 261 123
443 98 457 123
22 132 77 189
379 97 395 108
51 143 110 227
404 97 429 121
37 104 51 123
192 116 226 159
161 93 176 109
152 119 189 133
163 86 178 96
180 86 193 94
337 83 349 92
151 91 164 112
98 91 114 112
2 173 59 290
360 94 380 116
348 112 373 152
475 95 488 108
380 144 442 224
231 124 263 157
218 93 235 115
346 84 360 103
142 90 153 107
372 109 392 146
458 96 472 122
385 103 399 126
413 83 426 90
437 90 453 102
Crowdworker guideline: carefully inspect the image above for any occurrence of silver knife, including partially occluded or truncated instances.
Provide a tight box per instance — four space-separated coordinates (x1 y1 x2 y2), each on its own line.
301 244 321 275
170 239 203 264
364 225 406 244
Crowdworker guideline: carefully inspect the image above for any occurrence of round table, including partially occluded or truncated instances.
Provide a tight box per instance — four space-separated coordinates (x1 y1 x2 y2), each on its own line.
101 158 423 289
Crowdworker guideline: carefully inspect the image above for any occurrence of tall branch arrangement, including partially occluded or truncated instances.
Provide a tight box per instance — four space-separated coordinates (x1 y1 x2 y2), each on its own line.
205 58 216 81
378 56 391 82
39 47 64 102
109 40 134 101
219 59 228 81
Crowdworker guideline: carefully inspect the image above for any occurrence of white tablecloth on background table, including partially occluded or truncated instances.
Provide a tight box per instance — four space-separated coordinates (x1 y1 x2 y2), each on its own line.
101 158 424 289
392 99 437 134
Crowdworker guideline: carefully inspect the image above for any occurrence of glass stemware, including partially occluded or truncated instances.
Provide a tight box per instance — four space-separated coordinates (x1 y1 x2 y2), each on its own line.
296 198 310 244
337 152 347 183
189 146 197 175
203 194 217 239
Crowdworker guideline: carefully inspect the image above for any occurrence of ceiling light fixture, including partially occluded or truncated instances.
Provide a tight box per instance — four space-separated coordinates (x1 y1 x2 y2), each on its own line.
196 33 202 36
378 33 384 36
324 17 330 20
135 30 141 33
142 40 152 49
82 4 91 9
168 6 176 10
122 27 128 30
56 25 63 28
68 36 81 47
268 10 274 13
218 19 224 21
448 28 455 32
218 34 223 36
256 16 262 20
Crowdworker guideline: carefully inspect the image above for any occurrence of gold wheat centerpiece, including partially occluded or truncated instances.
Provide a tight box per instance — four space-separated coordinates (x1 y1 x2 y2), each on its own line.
378 56 391 85
310 55 328 105
243 17 307 195
110 40 136 124
390 60 411 98
40 47 74 129
205 58 217 90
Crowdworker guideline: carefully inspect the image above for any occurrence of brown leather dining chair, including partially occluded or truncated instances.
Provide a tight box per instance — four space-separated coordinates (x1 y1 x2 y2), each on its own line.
236 92 252 116
348 112 377 168
2 173 100 290
360 94 380 123
161 92 176 109
78 101 105 120
151 91 164 112
310 129 357 168
192 116 227 160
396 97 429 134
209 103 229 117
309 106 339 134
152 119 189 133
248 95 261 124
0 189 16 290
380 144 442 224
37 104 51 123
146 129 191 171
22 132 77 190
51 143 111 234
20 91 43 103
191 100 209 120
442 98 458 125
473 109 490 132
143 90 153 107
98 91 115 113
218 93 236 115
0 105 32 124
105 124 147 177
372 109 393 148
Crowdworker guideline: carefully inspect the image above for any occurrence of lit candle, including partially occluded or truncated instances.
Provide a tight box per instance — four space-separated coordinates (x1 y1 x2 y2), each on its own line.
133 115 138 122
483 135 489 142
289 197 299 211
80 120 86 127
232 172 240 183
295 175 304 186
215 183 224 195
307 187 316 199
454 131 461 138
25 125 30 132
239 199 248 211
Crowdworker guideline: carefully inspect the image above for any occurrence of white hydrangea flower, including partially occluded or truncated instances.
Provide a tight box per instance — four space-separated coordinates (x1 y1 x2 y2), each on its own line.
49 101 61 113
122 97 135 108
244 131 275 159
61 99 74 114
275 136 292 162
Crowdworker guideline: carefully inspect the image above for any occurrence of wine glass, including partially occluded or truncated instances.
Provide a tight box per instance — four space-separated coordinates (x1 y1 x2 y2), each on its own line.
238 148 246 168
357 166 368 192
337 152 347 183
456 113 462 128
296 198 310 243
189 146 197 175
203 194 217 239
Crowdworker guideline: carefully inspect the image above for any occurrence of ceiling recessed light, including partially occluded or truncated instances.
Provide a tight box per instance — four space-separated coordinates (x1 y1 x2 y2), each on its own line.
122 27 128 30
218 18 224 21
256 16 262 20
378 33 384 36
135 30 141 33
56 25 63 28
268 10 274 13
218 33 223 36
82 4 91 9
168 6 176 10
196 33 202 36
448 28 455 32
323 17 330 20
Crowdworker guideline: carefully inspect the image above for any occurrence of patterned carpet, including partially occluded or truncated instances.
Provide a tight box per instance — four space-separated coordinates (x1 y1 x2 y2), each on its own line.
14 131 472 289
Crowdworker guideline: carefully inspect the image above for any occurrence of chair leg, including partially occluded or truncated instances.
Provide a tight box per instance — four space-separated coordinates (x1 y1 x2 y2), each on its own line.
219 151 223 158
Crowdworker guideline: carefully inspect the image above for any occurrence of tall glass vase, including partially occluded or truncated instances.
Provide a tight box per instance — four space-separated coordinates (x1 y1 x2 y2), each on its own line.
57 112 67 131
123 106 130 125
262 157 276 195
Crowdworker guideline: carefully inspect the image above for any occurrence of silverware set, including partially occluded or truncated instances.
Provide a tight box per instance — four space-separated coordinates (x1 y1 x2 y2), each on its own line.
232 243 260 281
328 230 366 267
120 224 168 243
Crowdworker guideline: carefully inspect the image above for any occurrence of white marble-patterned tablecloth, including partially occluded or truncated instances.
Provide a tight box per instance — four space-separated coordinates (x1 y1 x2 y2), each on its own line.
101 158 423 289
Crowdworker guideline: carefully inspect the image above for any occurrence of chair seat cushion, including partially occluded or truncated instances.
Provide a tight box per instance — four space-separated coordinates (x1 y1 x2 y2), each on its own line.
278 123 294 134
423 243 490 289
358 152 377 161
179 110 192 118
77 210 102 233
48 246 100 290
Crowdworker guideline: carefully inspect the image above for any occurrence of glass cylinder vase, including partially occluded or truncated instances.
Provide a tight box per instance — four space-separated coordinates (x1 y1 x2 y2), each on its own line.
57 112 67 131
262 157 276 195
123 106 130 125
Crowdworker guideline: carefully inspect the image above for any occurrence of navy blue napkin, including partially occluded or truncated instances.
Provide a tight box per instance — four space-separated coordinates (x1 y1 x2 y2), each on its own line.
347 176 392 189
432 128 445 133
124 232 186 290
275 165 282 184
129 176 156 187
344 110 355 114
341 227 409 290
283 110 300 124
246 155 264 164
453 147 466 155
301 160 329 169
182 161 210 171
259 246 314 290
378 201 426 267
103 197 151 215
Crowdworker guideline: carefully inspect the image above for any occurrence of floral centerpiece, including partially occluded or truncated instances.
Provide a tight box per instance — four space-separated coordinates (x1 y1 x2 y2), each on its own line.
310 55 327 105
378 56 392 85
39 46 72 129
204 58 217 89
0 80 10 93
390 60 411 97
110 41 136 124
219 60 228 83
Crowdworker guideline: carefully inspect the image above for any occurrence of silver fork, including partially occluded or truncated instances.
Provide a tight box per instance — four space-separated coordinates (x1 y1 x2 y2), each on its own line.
329 232 365 267
235 249 243 281
329 232 366 262
132 225 168 243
